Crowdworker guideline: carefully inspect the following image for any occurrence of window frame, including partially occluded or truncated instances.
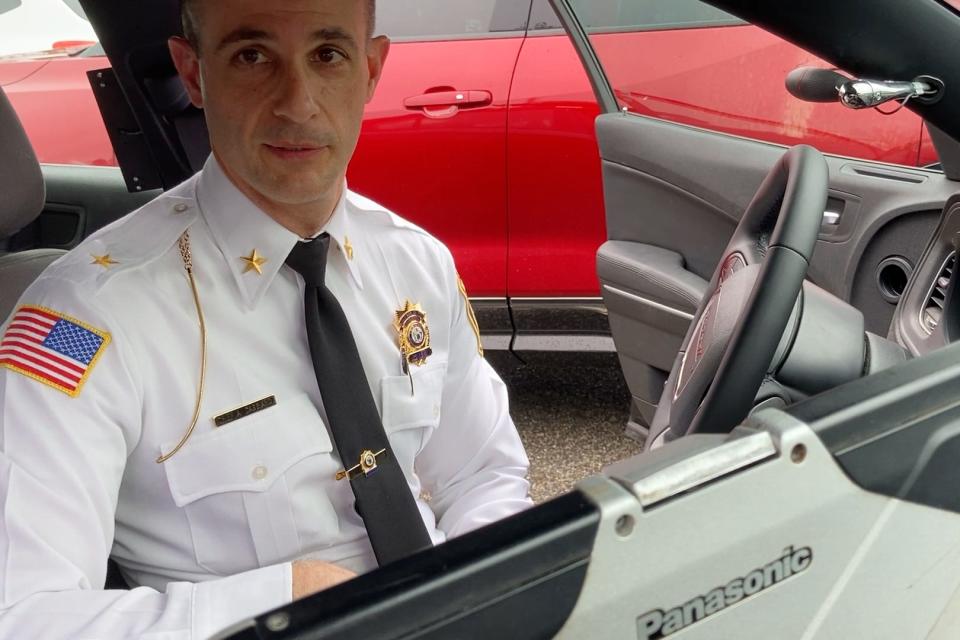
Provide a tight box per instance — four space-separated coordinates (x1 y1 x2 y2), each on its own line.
375 0 532 43
383 30 527 44
527 0 745 37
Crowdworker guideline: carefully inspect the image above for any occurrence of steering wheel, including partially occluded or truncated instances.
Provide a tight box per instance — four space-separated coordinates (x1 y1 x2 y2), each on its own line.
647 145 828 448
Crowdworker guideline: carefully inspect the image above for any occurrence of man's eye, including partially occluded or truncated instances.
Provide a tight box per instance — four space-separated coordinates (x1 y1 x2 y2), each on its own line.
235 49 268 66
314 47 346 64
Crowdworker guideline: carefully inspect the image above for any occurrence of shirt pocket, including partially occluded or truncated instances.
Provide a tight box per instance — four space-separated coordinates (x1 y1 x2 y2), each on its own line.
162 393 338 575
379 362 447 473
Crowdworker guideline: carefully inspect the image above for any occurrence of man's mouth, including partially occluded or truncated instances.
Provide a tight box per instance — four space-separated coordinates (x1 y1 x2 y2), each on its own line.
264 143 327 159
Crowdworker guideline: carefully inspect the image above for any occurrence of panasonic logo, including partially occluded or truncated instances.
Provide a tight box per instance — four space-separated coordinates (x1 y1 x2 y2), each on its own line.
636 546 813 640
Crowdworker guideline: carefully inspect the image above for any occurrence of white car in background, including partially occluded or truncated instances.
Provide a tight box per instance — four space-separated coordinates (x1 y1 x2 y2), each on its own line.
0 0 96 58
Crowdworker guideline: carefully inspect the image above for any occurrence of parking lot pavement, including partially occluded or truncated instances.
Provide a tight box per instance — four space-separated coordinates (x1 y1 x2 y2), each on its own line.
486 351 644 504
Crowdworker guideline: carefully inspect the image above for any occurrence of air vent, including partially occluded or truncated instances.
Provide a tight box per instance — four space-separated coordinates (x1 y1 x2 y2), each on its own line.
921 252 956 334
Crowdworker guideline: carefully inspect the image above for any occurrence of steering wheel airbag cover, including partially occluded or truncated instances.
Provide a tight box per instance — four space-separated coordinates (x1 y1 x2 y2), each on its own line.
675 264 760 401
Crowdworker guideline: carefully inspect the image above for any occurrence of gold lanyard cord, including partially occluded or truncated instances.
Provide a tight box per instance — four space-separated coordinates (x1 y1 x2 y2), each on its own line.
156 230 208 463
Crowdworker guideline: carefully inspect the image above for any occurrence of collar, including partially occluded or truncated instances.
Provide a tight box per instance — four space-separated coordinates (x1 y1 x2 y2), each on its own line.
196 155 363 310
318 190 364 291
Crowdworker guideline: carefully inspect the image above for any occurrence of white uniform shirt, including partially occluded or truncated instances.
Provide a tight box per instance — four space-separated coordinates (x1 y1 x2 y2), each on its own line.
0 156 532 639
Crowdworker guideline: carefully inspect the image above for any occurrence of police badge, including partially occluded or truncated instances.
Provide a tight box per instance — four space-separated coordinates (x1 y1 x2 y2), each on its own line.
394 300 433 368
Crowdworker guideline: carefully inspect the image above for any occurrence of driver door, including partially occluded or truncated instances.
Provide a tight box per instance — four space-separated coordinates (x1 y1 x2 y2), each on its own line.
552 0 957 438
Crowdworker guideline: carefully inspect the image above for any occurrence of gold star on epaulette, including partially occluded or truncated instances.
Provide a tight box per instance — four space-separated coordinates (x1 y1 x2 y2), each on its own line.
240 249 268 275
91 254 119 269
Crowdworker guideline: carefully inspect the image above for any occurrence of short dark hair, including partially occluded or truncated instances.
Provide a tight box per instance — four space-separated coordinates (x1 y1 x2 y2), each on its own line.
181 0 377 53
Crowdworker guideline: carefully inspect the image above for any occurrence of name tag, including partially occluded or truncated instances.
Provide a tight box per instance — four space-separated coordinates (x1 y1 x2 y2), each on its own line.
213 395 277 428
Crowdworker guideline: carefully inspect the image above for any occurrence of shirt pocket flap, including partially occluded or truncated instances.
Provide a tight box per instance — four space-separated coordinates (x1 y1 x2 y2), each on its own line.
163 393 333 506
380 363 446 433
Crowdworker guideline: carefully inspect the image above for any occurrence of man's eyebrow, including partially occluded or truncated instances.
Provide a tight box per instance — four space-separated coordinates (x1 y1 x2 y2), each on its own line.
310 27 359 50
214 26 359 54
215 27 274 53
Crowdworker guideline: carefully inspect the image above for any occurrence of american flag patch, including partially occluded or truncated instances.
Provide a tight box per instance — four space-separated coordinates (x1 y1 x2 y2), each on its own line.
0 306 111 397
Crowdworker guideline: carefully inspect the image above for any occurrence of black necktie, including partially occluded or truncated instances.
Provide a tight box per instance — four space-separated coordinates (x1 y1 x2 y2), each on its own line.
286 234 432 565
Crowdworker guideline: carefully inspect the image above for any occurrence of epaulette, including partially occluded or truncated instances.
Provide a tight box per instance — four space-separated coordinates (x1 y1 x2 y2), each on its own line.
41 187 199 293
346 189 434 239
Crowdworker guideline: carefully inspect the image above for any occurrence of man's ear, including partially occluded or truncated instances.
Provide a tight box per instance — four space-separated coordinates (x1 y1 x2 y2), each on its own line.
365 36 391 103
168 36 204 108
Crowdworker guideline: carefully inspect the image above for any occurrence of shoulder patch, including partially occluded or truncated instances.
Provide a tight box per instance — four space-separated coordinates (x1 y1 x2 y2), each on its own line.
0 306 111 397
457 276 484 357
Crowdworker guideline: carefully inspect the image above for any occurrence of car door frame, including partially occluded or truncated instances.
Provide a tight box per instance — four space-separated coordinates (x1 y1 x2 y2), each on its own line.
547 0 960 438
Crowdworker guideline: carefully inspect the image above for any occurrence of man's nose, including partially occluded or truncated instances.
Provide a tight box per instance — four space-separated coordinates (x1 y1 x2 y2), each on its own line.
272 64 321 124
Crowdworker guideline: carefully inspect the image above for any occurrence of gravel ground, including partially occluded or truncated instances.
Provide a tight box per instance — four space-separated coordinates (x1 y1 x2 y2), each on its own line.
486 351 644 503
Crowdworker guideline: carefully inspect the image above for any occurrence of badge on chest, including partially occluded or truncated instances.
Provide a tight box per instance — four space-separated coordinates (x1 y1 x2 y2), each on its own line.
394 300 432 369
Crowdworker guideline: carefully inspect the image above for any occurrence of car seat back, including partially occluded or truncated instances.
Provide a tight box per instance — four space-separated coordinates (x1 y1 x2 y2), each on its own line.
0 87 66 322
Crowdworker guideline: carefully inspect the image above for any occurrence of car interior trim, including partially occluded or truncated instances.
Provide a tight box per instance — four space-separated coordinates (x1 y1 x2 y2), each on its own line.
791 339 960 516
891 195 960 354
602 285 695 322
917 251 956 335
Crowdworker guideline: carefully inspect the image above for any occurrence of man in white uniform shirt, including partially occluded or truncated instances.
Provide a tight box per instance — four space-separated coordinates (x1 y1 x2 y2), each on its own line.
0 0 532 637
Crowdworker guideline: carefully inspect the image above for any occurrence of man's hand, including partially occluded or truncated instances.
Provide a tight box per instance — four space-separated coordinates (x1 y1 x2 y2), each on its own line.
292 560 357 600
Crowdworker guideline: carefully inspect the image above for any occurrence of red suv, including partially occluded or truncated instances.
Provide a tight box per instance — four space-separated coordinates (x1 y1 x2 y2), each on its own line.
0 0 938 346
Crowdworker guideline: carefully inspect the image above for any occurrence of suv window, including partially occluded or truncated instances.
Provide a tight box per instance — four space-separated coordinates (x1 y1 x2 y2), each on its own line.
378 0 529 40
529 0 743 32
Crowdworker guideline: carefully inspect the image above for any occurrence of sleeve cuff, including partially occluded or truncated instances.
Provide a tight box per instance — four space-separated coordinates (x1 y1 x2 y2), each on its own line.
193 561 293 639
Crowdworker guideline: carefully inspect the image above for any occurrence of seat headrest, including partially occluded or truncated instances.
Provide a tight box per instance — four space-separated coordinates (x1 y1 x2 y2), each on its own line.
0 87 45 239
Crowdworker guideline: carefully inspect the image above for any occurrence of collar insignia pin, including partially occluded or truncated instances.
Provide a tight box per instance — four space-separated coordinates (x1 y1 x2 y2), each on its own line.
343 236 354 261
394 300 432 367
240 249 268 275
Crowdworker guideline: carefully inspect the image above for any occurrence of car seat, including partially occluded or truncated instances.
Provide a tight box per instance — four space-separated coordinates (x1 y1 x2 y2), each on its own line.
0 87 66 322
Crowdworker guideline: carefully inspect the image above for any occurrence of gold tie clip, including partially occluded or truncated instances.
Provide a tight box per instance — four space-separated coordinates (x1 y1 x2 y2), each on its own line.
336 449 387 481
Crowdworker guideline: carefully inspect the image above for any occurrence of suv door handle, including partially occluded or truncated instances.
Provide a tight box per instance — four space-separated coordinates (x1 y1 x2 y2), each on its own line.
403 90 493 118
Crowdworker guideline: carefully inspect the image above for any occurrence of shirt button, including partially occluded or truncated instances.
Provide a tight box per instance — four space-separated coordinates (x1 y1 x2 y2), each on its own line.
251 465 268 481
433 404 441 418
173 203 189 214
